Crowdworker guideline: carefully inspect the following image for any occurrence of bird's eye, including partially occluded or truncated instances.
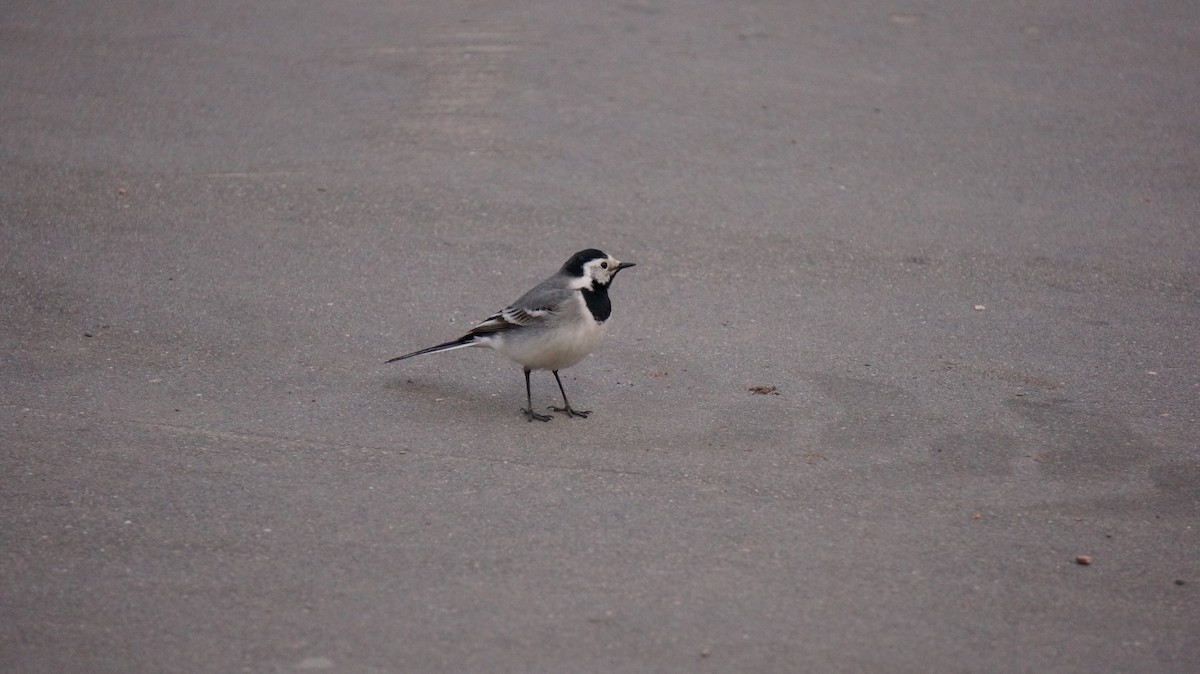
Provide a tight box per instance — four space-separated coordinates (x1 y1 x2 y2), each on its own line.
600 262 609 269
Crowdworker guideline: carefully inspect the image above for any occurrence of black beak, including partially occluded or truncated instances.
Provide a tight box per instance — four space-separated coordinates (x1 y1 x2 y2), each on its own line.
614 262 636 275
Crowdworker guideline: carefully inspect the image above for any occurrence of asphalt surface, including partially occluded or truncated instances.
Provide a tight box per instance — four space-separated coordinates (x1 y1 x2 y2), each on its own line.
2 1 1198 672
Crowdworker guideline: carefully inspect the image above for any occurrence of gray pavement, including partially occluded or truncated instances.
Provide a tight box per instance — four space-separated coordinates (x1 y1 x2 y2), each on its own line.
2 1 1198 672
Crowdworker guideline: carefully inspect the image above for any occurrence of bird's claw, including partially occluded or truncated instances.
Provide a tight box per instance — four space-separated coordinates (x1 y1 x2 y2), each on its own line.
523 408 553 422
550 405 591 419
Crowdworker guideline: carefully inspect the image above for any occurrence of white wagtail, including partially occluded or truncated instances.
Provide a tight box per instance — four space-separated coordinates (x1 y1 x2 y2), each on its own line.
386 249 635 421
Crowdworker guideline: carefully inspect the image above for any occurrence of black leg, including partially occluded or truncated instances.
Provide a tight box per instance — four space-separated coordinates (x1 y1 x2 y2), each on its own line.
549 370 591 418
522 368 552 422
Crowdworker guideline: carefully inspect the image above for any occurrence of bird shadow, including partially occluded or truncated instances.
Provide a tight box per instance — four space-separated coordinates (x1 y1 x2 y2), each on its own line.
382 372 524 420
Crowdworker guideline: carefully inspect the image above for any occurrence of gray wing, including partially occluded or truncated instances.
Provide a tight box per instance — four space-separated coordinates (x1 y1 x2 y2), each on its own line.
467 280 575 336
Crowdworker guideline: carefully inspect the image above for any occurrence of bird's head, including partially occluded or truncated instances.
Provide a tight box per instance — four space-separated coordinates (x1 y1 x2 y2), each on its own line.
561 249 635 289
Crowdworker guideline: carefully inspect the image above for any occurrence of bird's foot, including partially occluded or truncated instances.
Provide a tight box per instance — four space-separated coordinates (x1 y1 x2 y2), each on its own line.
523 408 553 422
550 405 591 419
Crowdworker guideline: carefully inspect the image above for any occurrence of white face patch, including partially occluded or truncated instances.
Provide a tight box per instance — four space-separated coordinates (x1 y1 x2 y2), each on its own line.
569 256 621 288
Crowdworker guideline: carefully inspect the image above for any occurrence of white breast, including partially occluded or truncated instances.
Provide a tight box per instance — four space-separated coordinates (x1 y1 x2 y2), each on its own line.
493 294 608 371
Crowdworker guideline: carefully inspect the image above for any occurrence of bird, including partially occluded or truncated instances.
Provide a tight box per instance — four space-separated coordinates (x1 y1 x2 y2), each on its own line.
385 249 636 422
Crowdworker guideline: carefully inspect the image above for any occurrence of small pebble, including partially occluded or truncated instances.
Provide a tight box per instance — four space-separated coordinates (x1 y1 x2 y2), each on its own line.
1075 555 1092 566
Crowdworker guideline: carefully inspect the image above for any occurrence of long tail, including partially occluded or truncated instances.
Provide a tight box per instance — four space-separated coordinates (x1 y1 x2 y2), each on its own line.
385 333 481 364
